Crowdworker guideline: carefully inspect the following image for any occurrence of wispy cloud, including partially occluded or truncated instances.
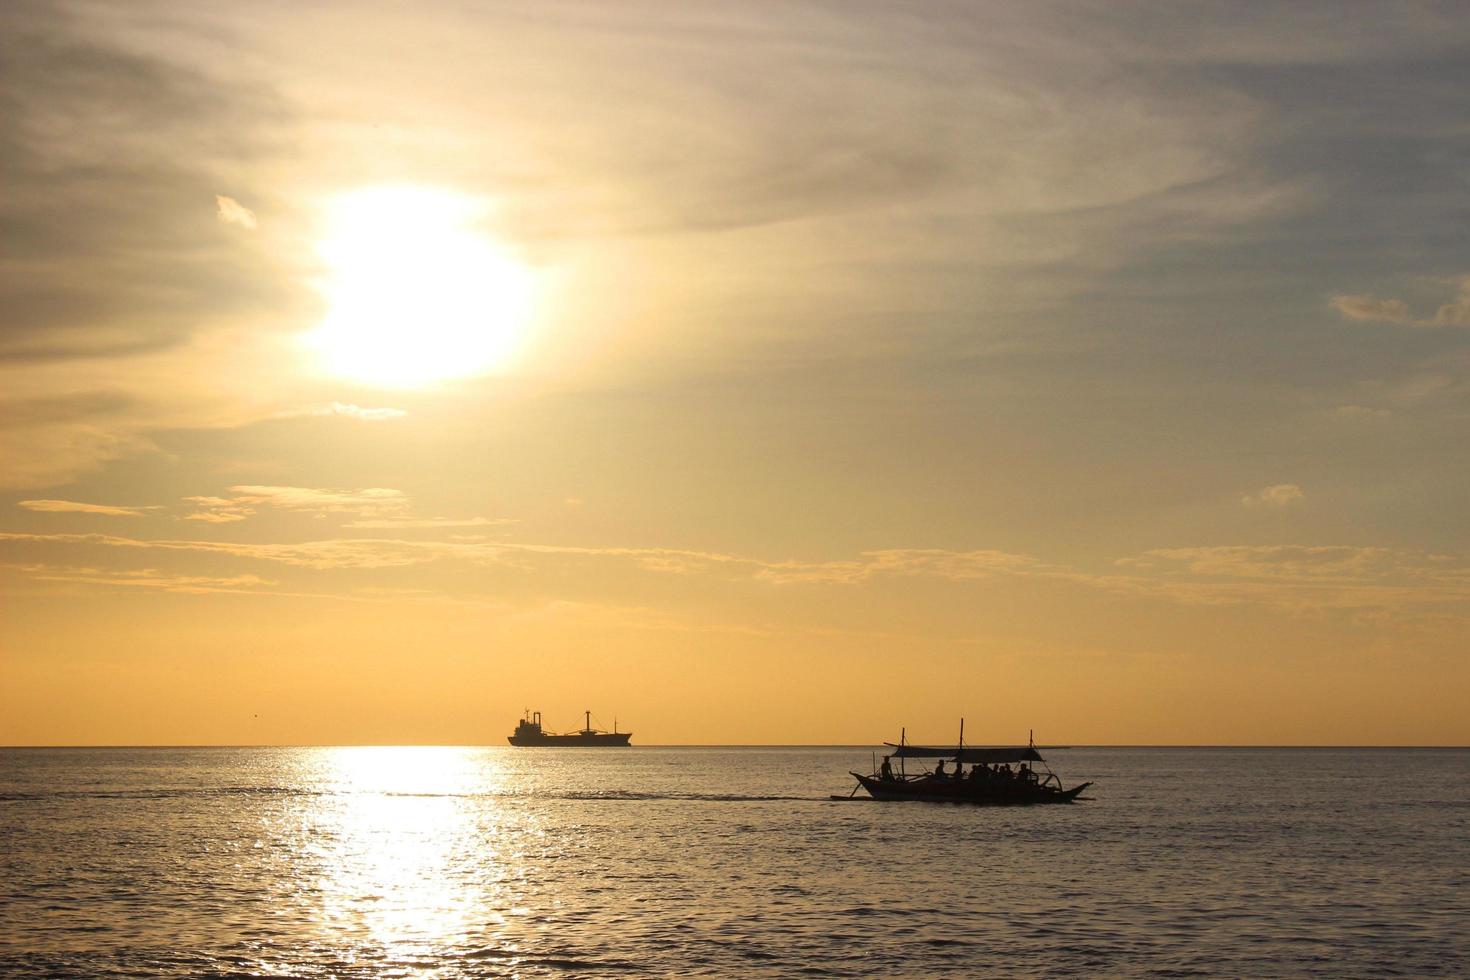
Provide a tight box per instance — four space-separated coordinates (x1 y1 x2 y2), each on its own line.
183 486 408 523
1331 295 1414 325
0 531 462 569
1121 545 1459 583
4 562 274 594
180 496 251 523
175 485 503 529
343 517 515 529
230 486 407 514
214 195 258 230
1105 545 1470 622
1 532 1464 629
291 402 408 421
1242 484 1304 508
18 499 148 517
752 548 1050 585
1331 276 1470 328
1432 278 1470 327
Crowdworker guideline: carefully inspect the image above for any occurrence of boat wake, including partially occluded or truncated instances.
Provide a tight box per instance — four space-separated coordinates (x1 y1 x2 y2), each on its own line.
547 790 811 802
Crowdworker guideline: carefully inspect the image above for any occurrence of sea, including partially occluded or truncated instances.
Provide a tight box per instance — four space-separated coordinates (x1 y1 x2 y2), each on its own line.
1 746 1466 978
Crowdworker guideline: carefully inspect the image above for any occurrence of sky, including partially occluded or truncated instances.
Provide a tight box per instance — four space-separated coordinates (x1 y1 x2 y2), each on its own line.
2 0 1467 746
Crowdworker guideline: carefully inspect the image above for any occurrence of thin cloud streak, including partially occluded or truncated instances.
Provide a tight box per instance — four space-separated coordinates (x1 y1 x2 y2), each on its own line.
18 499 148 517
343 517 516 529
2 531 1463 626
182 486 409 523
288 402 408 421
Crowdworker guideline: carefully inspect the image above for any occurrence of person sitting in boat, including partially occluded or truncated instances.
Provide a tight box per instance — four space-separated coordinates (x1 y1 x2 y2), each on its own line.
933 759 947 780
879 756 894 781
969 763 987 782
1019 763 1035 783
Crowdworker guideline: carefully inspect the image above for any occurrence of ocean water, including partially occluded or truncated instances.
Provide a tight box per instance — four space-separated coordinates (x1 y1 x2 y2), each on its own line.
1 746 1466 978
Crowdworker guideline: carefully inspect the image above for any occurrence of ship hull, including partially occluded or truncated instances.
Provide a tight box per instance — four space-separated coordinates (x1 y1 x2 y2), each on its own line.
852 772 1089 805
507 732 633 746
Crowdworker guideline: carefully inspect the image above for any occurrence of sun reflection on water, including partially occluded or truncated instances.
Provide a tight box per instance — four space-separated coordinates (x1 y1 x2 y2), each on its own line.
306 747 522 960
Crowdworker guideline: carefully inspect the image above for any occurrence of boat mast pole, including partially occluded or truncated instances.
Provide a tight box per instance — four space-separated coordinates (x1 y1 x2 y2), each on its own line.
585 709 591 733
900 727 906 779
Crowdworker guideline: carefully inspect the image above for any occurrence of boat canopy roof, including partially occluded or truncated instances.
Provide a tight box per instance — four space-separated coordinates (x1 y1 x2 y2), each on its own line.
885 744 1044 764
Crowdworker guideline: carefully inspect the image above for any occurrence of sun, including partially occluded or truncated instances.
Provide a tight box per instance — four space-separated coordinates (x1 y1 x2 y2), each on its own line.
305 186 536 388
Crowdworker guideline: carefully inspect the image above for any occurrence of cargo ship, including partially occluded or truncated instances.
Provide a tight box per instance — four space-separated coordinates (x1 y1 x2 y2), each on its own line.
507 709 632 746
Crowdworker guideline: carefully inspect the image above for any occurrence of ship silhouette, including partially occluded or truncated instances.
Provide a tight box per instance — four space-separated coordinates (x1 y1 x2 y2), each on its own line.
507 709 632 746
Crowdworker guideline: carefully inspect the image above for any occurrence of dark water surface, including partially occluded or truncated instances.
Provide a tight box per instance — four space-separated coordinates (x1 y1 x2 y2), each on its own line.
2 746 1466 977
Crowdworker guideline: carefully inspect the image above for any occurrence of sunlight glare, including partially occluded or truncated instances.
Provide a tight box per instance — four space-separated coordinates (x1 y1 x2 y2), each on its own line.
306 186 535 388
314 747 512 950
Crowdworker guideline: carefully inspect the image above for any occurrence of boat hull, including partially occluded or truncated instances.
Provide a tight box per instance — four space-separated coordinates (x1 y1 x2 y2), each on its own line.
507 732 633 746
852 772 1090 805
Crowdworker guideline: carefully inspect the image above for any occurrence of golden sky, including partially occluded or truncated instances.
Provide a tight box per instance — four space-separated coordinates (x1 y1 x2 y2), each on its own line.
2 1 1467 745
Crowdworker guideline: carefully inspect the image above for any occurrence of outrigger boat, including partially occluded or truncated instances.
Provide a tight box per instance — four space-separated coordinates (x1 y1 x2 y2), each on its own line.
843 722 1092 805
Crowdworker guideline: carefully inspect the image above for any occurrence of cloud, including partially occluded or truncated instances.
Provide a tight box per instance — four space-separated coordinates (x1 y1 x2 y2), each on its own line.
182 511 250 524
0 531 458 570
1123 545 1450 583
232 486 407 515
181 495 252 523
2 562 274 594
214 195 257 230
343 517 515 529
0 530 1044 579
1 531 1465 632
1331 276 1470 328
18 499 147 517
307 402 405 423
290 402 408 421
0 393 159 490
1242 484 1304 508
1104 545 1470 622
1431 277 1470 327
175 487 504 529
753 548 1049 585
183 486 408 523
0 6 302 488
0 530 1054 586
1331 294 1414 325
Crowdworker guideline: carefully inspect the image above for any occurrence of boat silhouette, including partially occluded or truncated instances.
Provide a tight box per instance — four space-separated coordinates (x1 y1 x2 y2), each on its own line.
841 722 1091 804
507 709 633 746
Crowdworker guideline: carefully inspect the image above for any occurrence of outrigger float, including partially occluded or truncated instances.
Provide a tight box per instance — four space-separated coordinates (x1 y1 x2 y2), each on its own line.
839 722 1092 805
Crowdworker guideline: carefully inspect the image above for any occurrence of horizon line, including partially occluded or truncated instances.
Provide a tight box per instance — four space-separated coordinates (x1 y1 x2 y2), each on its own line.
3 742 1467 750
